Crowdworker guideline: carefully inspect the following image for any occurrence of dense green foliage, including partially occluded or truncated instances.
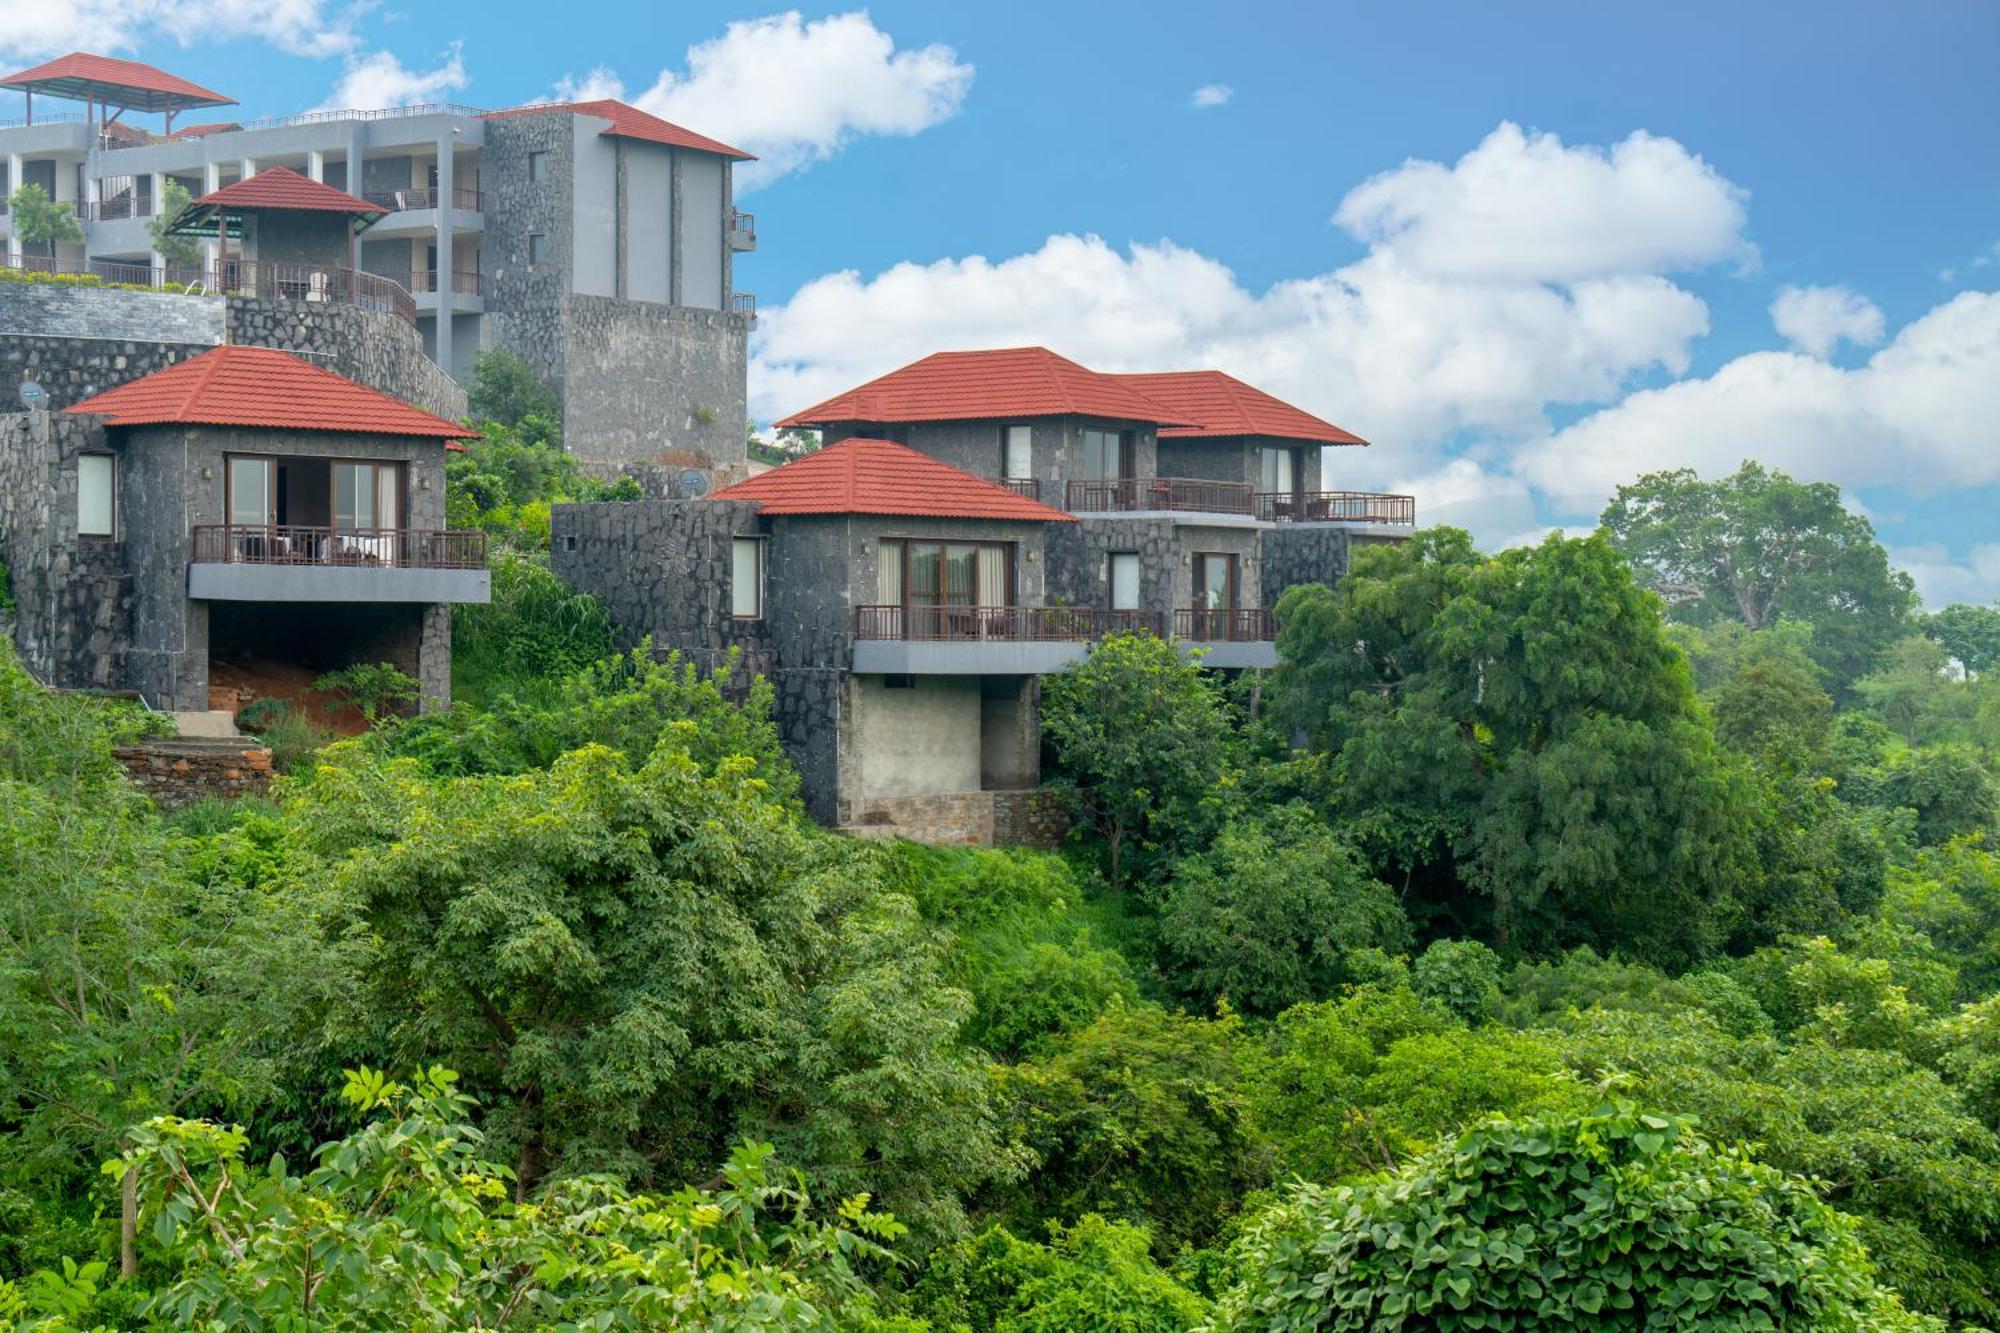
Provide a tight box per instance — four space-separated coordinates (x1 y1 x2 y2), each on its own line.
6 457 2000 1329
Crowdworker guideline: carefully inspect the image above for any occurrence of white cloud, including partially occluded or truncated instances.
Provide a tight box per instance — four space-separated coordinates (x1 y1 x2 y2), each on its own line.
1518 291 2000 501
311 43 468 113
575 11 972 190
1333 121 1753 283
551 65 627 103
2 0 358 62
1769 284 1884 358
1886 542 2000 609
755 121 1742 457
1191 83 1233 108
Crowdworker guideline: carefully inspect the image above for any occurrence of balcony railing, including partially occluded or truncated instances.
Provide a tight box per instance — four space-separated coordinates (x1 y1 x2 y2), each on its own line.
730 292 757 326
729 208 756 250
79 195 151 221
1253 491 1417 524
1 255 203 287
191 524 486 570
207 258 417 322
856 605 1165 642
998 477 1042 500
1065 476 1254 515
410 269 483 295
1174 607 1275 641
360 186 485 213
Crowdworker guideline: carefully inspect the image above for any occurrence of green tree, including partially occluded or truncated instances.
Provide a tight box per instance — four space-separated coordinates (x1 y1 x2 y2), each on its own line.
312 660 419 722
465 346 559 435
143 179 200 270
289 737 1002 1240
1213 1103 1934 1330
98 1066 908 1330
7 184 81 259
1274 530 1751 964
1924 602 2000 676
1600 461 1918 690
911 1216 1208 1332
1411 938 1504 1024
1040 631 1240 889
1153 804 1410 1015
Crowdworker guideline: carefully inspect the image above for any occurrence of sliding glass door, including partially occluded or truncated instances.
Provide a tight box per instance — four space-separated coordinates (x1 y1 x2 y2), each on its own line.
878 539 1015 637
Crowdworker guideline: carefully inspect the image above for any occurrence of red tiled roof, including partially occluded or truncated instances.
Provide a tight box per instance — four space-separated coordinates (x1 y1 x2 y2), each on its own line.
708 437 1076 521
0 52 233 113
1111 370 1369 446
190 166 384 216
775 347 1198 430
63 346 477 444
482 99 753 161
171 122 244 139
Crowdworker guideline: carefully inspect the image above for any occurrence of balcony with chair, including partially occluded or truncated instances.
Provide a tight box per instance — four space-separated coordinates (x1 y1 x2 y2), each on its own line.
189 523 489 603
1064 476 1256 518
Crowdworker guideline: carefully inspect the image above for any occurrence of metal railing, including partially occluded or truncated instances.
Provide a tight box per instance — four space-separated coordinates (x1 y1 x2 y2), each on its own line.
231 103 490 132
730 291 756 326
855 604 1165 642
0 113 87 129
997 477 1042 500
78 194 151 221
359 186 485 213
206 258 416 322
1174 607 1275 641
1065 476 1255 515
1 255 203 287
1253 491 1417 524
729 208 756 248
410 269 483 295
191 524 485 570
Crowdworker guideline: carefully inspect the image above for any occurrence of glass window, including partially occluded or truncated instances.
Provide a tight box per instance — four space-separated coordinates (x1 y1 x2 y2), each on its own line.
890 542 1012 607
528 151 548 183
1080 428 1127 479
227 456 272 527
1003 425 1033 479
1193 553 1237 610
1259 446 1296 496
528 232 547 266
77 454 115 537
732 537 762 617
1109 552 1140 610
977 545 1008 608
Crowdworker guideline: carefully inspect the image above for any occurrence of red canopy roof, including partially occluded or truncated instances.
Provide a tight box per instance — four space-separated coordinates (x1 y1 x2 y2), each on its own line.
483 98 753 161
0 52 233 114
1112 370 1369 446
64 346 476 443
709 437 1076 521
775 348 1198 430
191 166 384 215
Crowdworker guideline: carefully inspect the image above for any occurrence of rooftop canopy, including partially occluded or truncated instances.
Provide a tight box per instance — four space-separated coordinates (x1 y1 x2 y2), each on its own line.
64 345 476 443
0 51 233 120
166 167 387 239
709 436 1076 521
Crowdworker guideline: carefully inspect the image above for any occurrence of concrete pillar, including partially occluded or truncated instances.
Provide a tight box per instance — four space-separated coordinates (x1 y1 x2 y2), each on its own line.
307 149 325 182
202 161 221 272
238 158 254 182
6 153 21 263
432 139 454 374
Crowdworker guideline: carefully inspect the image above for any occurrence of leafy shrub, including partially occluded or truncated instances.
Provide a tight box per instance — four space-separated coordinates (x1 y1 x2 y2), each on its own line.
1153 805 1410 1015
236 696 332 773
1412 938 1505 1024
449 550 615 707
911 1215 1208 1332
1214 1103 1934 1330
311 660 419 722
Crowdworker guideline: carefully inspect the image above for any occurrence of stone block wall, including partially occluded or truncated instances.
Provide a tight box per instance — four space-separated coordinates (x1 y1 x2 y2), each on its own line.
557 297 748 476
114 737 273 811
224 298 468 419
0 282 224 349
841 789 1069 848
0 411 131 689
1260 523 1353 608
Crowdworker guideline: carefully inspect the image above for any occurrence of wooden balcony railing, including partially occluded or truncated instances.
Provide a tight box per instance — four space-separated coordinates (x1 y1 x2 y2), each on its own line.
359 186 485 213
1065 476 1255 515
190 524 486 570
997 477 1042 500
206 259 416 322
1173 607 1275 641
1254 490 1417 524
855 604 1165 642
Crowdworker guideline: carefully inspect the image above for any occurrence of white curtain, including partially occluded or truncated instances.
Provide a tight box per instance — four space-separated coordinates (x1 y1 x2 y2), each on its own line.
1110 552 1140 610
732 538 762 617
77 455 114 536
977 544 1008 607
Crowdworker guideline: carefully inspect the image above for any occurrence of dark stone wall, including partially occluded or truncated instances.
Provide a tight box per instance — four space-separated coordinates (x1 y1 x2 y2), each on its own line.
223 298 467 419
557 297 748 476
1156 435 1327 491
115 738 274 811
0 283 222 351
1260 523 1353 608
250 213 353 268
481 115 574 402
0 411 132 689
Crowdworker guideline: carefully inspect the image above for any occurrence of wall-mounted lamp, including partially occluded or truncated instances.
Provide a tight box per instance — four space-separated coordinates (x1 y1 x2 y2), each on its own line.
419 475 432 490
199 466 213 481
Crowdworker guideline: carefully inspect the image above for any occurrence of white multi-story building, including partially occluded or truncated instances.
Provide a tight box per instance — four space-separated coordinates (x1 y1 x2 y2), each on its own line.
0 51 757 471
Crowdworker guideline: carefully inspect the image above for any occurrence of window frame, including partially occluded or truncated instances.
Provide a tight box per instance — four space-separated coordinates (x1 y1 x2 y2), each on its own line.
76 452 117 539
1192 551 1239 611
876 538 1016 609
1079 427 1132 480
731 535 765 620
1108 550 1141 611
528 150 548 184
527 232 548 267
1002 424 1034 480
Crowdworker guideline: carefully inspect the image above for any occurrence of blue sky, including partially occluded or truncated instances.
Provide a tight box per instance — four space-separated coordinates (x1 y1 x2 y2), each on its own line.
10 1 1998 602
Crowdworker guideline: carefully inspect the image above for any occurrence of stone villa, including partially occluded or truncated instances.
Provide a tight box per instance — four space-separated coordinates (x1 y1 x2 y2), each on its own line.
553 347 1413 842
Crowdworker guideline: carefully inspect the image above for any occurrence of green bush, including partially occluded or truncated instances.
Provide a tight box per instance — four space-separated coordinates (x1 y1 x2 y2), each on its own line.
449 550 615 707
236 697 332 773
911 1215 1208 1331
1412 938 1505 1024
1214 1103 1935 1330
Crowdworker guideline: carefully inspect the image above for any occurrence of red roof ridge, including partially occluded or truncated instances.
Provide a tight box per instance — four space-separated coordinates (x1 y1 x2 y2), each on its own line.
481 98 754 161
1108 368 1369 446
709 436 1076 521
63 345 476 443
775 347 1198 430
